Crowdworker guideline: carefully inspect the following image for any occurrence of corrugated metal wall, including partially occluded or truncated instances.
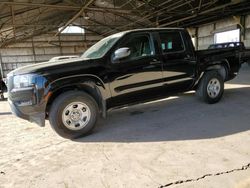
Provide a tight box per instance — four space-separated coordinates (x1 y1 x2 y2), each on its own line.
190 15 250 50
1 15 250 78
0 32 102 77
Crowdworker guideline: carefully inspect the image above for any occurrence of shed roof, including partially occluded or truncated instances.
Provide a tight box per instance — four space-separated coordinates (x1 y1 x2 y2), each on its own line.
0 0 249 47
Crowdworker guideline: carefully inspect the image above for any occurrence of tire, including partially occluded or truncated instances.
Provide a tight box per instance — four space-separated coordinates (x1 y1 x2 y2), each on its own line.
49 91 99 139
196 71 224 104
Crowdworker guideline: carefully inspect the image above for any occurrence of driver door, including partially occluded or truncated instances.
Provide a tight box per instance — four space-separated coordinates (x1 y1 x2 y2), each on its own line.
108 33 163 105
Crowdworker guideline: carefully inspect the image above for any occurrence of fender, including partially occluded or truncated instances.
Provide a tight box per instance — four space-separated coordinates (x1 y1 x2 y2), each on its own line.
206 59 230 80
194 59 230 88
45 74 111 118
206 64 222 70
206 59 230 71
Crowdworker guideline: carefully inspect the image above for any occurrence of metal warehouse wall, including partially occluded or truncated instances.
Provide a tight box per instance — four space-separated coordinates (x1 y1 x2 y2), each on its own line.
0 32 102 77
190 15 250 50
1 15 250 78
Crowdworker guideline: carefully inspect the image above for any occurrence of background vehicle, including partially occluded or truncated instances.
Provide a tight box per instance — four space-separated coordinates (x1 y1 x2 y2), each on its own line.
0 73 7 100
208 42 244 49
208 42 250 65
48 56 79 62
7 28 247 139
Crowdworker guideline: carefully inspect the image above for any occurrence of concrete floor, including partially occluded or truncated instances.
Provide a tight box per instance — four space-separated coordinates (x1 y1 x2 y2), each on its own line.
0 65 250 188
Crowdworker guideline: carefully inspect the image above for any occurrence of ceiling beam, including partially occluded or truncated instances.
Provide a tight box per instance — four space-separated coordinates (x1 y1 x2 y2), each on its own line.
116 14 146 27
198 0 203 11
54 0 95 36
10 6 16 39
8 24 126 27
0 7 38 20
159 0 244 27
82 27 104 37
0 13 72 44
157 0 216 26
0 2 80 10
1 26 55 47
102 0 193 36
86 18 122 33
0 1 140 14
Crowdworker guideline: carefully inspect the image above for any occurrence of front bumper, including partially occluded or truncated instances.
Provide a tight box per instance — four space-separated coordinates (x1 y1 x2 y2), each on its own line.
8 85 46 127
7 73 48 127
8 99 46 127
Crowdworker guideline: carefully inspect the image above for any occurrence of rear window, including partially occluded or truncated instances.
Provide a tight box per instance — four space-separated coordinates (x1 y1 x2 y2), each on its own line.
159 32 184 53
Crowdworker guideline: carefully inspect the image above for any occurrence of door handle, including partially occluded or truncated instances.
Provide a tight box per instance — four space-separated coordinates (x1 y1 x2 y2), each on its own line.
150 59 161 65
184 56 196 64
184 55 191 60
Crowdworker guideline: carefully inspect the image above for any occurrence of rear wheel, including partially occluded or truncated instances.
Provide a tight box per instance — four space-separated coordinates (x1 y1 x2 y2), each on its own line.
196 71 224 104
49 91 99 139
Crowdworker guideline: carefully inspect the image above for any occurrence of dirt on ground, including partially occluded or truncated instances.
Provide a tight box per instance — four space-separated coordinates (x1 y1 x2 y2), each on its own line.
0 65 250 188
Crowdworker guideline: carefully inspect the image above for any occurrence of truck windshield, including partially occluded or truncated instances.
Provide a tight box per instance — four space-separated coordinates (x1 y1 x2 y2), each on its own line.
81 32 124 59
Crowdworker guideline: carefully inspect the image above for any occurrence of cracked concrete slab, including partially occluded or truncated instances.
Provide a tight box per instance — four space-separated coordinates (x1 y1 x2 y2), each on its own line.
160 163 250 188
171 167 250 188
0 64 250 188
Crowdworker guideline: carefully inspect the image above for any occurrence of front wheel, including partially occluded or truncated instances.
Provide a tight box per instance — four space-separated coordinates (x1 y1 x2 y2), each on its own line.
196 71 224 104
49 91 99 139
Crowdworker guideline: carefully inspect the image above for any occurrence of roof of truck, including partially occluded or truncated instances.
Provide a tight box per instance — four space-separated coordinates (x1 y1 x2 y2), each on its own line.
121 27 185 34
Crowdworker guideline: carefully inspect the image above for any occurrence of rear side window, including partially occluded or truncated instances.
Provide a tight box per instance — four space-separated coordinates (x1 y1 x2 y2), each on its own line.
159 32 184 53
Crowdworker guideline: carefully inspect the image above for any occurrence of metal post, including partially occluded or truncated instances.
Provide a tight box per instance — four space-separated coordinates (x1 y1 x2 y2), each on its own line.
195 27 199 50
31 37 37 63
10 5 16 39
0 51 4 79
240 15 246 41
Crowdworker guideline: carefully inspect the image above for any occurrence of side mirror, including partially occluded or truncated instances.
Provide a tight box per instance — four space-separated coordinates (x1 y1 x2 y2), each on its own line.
114 47 131 60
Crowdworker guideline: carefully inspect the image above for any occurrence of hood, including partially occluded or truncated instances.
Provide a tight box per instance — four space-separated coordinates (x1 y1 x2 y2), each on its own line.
10 57 94 76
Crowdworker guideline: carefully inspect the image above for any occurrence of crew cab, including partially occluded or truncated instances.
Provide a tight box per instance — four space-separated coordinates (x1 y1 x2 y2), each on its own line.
7 28 244 139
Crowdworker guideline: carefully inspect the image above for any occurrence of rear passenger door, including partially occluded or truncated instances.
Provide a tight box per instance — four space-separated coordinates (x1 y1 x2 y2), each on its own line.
158 30 196 90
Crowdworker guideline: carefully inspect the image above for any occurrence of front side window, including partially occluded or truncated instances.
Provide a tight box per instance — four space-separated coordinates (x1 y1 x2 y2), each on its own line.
82 32 124 59
117 34 153 61
159 32 184 53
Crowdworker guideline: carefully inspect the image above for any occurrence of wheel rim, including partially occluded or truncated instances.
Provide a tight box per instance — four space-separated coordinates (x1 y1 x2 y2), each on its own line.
62 102 91 131
207 78 221 98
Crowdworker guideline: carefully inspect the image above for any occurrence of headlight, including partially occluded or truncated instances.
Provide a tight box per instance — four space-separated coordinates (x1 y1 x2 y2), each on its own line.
13 74 34 89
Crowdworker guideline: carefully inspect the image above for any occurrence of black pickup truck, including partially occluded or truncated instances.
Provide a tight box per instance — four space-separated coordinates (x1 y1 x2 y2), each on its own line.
7 28 245 139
